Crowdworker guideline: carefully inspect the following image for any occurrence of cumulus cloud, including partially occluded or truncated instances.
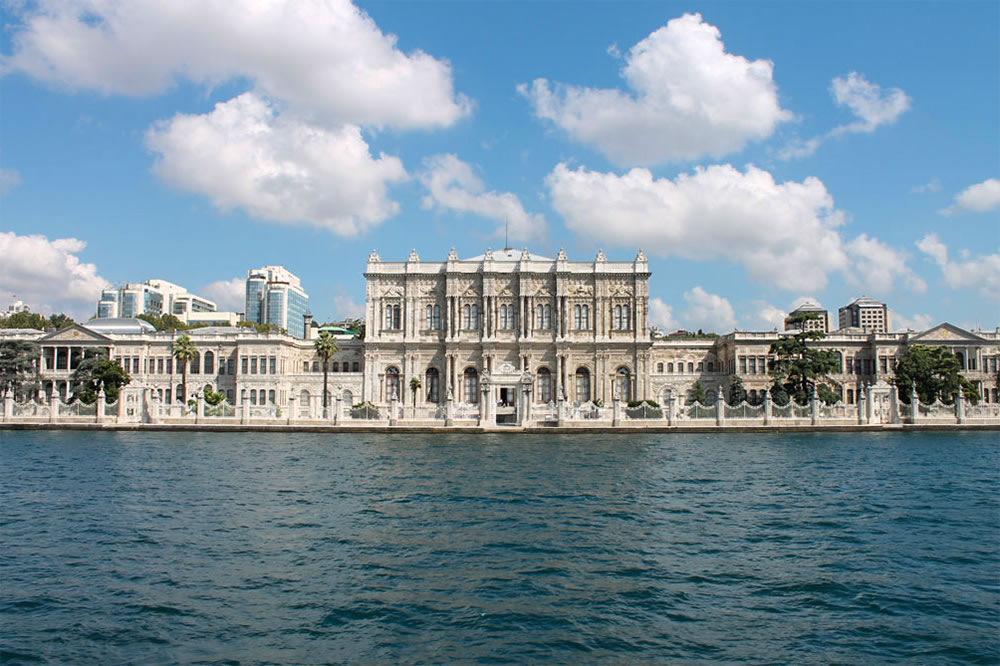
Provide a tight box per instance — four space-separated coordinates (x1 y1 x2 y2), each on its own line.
891 311 934 332
940 178 1000 215
0 232 111 318
419 154 547 242
648 297 680 331
199 277 245 313
830 71 911 135
0 167 21 194
520 13 791 166
1 0 469 130
917 234 1000 299
845 234 927 294
547 162 849 290
779 72 910 160
753 303 788 330
146 93 407 235
682 287 736 332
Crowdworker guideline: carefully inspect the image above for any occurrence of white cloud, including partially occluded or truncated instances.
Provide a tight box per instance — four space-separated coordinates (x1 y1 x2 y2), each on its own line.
1 0 469 130
199 277 245 313
682 287 736 332
845 234 927 294
830 71 911 135
547 162 848 291
146 93 407 235
331 287 365 320
891 311 934 332
419 154 547 242
0 231 111 318
520 13 791 166
753 302 787 330
940 178 1000 215
0 167 21 194
917 234 1000 299
648 297 680 331
779 72 910 161
911 178 941 193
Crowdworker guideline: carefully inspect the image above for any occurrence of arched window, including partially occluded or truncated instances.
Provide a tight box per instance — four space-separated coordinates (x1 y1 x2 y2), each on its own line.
623 305 630 330
299 389 310 408
668 362 674 373
544 304 551 329
190 352 200 375
463 368 479 404
657 362 664 373
203 351 214 375
342 389 353 406
574 305 581 329
575 367 591 403
303 361 309 372
268 389 276 405
464 304 471 329
501 304 509 329
393 305 401 329
240 388 247 405
426 304 433 329
176 384 183 402
687 362 694 373
536 304 543 329
250 389 257 405
312 361 320 372
582 305 590 329
615 367 632 401
433 305 440 330
537 367 552 403
385 304 393 328
385 367 400 401
352 362 360 372
226 389 234 404
615 305 622 330
425 367 440 403
955 351 966 370
471 305 478 331
332 361 340 372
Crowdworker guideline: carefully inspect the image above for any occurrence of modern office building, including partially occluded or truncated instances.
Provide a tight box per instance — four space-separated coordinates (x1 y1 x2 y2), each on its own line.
784 301 829 333
1 297 30 318
838 297 890 333
245 266 310 339
96 279 226 323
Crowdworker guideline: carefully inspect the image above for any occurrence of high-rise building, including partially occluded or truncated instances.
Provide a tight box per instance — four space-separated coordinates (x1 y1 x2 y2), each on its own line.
838 297 890 333
96 279 225 324
784 301 829 333
245 266 310 338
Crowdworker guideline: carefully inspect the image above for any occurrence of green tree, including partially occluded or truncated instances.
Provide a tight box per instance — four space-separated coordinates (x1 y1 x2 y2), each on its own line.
203 384 225 406
138 313 188 331
728 375 746 405
687 380 707 405
314 330 338 418
0 311 48 329
70 352 131 403
0 340 40 399
409 376 421 411
237 321 285 334
893 344 980 405
172 335 198 407
769 329 841 405
47 313 75 330
769 382 790 406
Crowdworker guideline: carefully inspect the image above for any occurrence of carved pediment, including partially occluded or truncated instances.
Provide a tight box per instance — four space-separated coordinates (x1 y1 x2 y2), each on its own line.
909 323 985 343
612 286 633 297
535 288 553 298
40 324 113 344
381 286 404 298
463 287 481 298
572 285 594 296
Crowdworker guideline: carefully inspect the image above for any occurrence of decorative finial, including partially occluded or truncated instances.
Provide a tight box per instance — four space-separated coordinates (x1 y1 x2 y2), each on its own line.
557 248 568 261
521 247 531 260
484 247 494 260
635 249 646 262
447 247 458 261
408 248 419 262
596 249 607 262
367 249 381 263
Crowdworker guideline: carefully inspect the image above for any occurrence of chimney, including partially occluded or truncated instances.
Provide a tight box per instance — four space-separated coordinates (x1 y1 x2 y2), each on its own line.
303 313 313 340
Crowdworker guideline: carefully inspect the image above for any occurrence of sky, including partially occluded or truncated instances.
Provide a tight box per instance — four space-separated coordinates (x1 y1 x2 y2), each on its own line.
0 0 997 332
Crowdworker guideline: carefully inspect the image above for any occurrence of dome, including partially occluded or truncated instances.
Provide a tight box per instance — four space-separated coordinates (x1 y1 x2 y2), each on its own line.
83 317 157 335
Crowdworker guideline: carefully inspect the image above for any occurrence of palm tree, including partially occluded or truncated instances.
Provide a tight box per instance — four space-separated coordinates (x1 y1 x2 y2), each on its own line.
409 376 421 418
314 330 338 418
172 334 197 410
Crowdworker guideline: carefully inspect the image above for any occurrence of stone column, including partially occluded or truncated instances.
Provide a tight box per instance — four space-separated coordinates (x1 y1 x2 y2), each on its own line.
3 389 13 423
389 394 399 426
287 395 296 425
857 389 866 425
334 397 341 425
865 384 874 425
240 403 249 425
665 390 674 426
612 397 621 427
96 387 106 424
763 389 772 425
716 385 725 426
479 382 489 426
149 392 160 425
557 395 566 427
48 392 59 423
888 385 900 425
910 382 918 424
956 385 966 424
196 393 204 424
810 385 819 426
522 383 532 426
117 391 126 423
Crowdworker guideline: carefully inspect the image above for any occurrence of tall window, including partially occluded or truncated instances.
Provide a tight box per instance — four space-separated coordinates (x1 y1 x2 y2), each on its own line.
190 352 200 375
537 367 552 403
203 351 214 375
500 304 511 330
615 367 632 401
384 304 401 330
425 368 440 403
536 304 551 330
574 304 590 330
464 304 479 330
425 304 441 330
385 367 400 401
463 368 479 404
575 367 591 403
614 304 631 330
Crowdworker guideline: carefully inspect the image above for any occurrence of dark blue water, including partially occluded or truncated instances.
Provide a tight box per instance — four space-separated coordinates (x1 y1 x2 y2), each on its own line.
1 430 997 664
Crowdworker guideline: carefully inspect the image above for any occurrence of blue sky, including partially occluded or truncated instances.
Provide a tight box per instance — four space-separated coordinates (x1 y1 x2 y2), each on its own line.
1 1 997 331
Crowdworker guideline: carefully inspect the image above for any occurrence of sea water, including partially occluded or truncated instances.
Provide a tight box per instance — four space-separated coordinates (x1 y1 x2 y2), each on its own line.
1 430 997 663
